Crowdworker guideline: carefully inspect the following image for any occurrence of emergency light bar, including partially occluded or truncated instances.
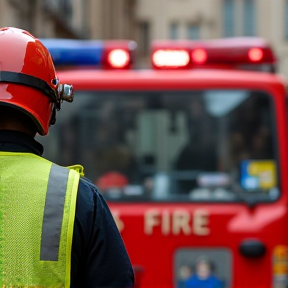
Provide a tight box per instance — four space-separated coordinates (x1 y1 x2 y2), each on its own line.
151 37 276 71
40 39 137 69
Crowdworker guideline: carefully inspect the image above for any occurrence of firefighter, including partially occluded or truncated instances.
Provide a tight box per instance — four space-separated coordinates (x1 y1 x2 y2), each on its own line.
0 27 134 288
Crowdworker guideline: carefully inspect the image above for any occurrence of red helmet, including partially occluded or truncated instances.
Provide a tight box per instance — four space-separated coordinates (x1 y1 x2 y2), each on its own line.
0 27 74 135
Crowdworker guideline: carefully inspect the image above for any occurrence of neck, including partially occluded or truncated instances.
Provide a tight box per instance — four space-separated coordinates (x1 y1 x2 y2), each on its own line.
0 125 36 138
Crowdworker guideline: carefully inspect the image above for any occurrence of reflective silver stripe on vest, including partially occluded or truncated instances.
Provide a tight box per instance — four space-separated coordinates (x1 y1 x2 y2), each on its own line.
40 164 70 261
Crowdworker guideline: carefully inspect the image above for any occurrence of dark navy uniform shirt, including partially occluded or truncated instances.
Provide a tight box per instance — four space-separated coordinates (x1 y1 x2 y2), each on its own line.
0 130 134 288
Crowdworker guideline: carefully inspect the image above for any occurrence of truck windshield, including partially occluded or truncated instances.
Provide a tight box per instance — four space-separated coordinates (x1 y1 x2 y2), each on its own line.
38 89 279 203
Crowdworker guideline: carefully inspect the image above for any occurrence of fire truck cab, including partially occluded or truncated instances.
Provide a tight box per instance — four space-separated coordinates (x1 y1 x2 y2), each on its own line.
40 37 288 288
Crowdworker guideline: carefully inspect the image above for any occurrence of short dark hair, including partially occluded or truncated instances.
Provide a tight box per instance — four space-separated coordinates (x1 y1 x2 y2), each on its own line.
0 105 38 136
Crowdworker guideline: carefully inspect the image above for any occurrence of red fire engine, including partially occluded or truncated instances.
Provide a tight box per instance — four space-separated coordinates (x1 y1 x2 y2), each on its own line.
40 37 288 288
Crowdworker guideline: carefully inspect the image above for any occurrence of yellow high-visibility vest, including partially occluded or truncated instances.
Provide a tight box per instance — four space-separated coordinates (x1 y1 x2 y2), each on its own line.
0 152 81 287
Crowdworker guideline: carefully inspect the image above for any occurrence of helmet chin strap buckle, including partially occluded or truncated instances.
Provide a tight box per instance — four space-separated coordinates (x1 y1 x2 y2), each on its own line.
51 84 74 126
58 84 74 103
54 83 74 110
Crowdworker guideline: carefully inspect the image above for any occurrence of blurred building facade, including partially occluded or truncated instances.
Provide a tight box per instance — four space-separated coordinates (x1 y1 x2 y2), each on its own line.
1 0 288 75
0 0 135 39
133 0 288 74
0 0 78 38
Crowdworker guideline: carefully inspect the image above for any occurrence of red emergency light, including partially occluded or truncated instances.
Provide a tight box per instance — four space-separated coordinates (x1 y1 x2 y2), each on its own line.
107 49 130 68
102 40 137 69
191 48 208 64
248 48 264 62
41 39 137 69
152 49 190 68
151 37 276 71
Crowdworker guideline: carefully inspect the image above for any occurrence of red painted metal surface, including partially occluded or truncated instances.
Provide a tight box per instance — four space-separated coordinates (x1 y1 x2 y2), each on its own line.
57 67 288 288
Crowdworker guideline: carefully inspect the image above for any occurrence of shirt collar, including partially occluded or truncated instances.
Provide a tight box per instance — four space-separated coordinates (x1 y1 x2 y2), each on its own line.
0 130 44 156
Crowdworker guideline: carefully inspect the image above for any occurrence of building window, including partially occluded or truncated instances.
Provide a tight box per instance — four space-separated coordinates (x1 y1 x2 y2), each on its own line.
223 0 256 37
187 24 200 39
170 23 178 39
44 0 72 21
62 0 73 21
243 0 255 36
223 0 235 37
138 22 150 55
285 0 288 39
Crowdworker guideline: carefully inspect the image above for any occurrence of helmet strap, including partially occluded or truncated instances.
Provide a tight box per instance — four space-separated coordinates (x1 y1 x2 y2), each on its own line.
0 71 57 102
50 104 57 126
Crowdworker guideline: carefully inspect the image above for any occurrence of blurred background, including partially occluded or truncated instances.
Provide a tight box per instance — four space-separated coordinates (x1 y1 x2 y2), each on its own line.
1 0 288 74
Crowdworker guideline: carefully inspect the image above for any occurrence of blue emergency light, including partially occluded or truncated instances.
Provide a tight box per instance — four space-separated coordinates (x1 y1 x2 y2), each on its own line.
40 39 104 66
40 39 136 69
